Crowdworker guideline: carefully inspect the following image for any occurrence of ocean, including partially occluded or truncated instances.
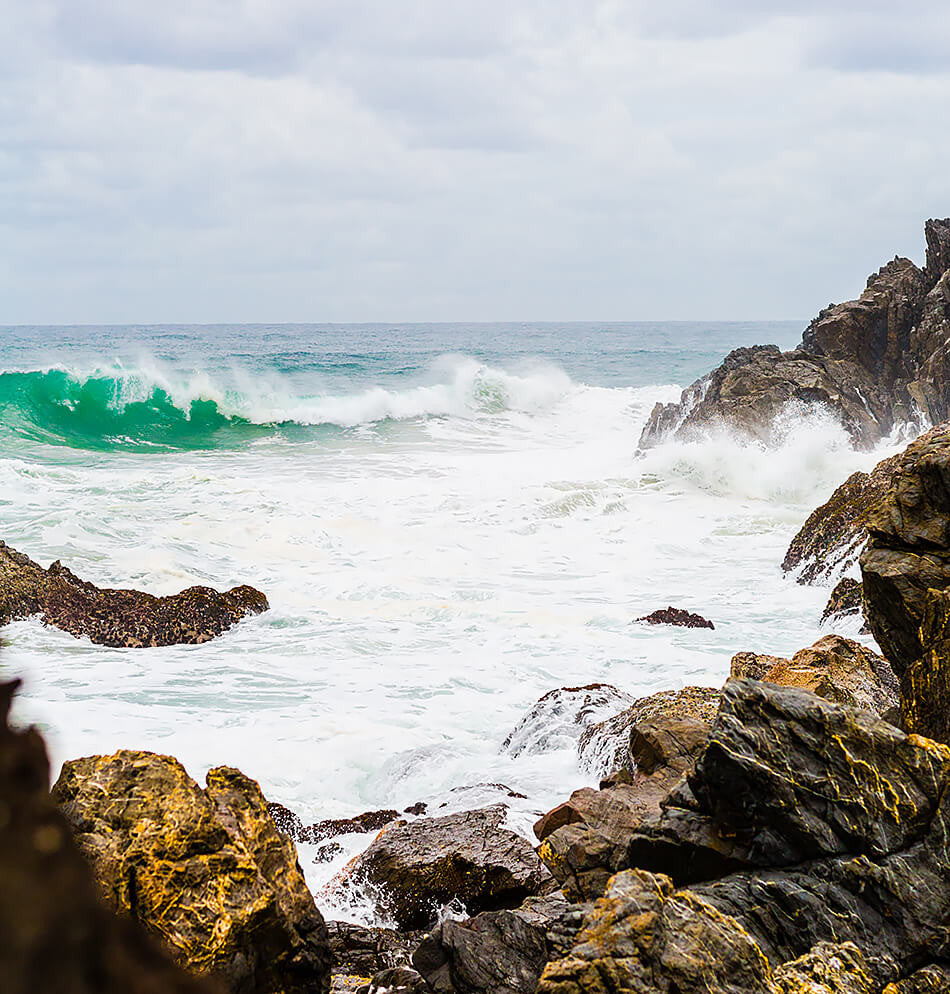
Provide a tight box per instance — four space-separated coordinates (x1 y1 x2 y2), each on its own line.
0 321 900 919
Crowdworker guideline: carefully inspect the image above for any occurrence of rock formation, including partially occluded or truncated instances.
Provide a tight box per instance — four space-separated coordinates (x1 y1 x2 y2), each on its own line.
52 751 331 993
640 219 950 450
820 577 868 629
334 805 554 930
634 606 715 629
0 539 268 646
0 678 220 994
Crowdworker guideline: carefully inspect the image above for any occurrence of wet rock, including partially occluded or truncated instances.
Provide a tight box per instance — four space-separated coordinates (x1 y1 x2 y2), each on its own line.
783 458 901 586
360 966 428 994
413 892 572 994
640 220 950 450
337 805 554 930
500 684 635 758
772 942 876 994
730 651 788 680
267 802 401 845
404 802 428 815
0 678 219 994
52 751 332 993
326 921 420 979
577 685 720 779
314 842 344 863
821 577 869 630
0 540 268 647
885 966 950 993
860 424 950 673
634 606 715 629
900 589 950 743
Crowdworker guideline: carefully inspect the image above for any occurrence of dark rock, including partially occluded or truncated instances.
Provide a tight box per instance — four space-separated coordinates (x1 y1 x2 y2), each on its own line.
500 684 635 758
628 679 950 882
52 751 332 993
326 921 420 980
413 892 572 994
640 220 950 450
265 802 400 845
821 577 869 630
314 842 344 863
0 678 220 994
577 685 720 779
268 800 305 838
783 456 900 585
900 589 950 743
634 606 715 629
860 424 950 673
0 540 268 647
886 966 950 992
404 802 428 815
335 805 554 930
360 966 428 994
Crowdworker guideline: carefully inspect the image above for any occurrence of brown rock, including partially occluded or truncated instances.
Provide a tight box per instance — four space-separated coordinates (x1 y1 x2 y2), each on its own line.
634 606 715 629
900 588 950 743
0 540 268 647
0 678 220 994
820 577 869 631
730 651 789 680
52 751 331 993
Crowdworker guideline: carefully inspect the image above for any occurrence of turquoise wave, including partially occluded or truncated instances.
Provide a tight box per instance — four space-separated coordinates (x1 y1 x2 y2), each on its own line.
0 369 271 451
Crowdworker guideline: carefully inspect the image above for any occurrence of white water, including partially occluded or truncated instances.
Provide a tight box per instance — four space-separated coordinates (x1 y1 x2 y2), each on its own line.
2 358 905 921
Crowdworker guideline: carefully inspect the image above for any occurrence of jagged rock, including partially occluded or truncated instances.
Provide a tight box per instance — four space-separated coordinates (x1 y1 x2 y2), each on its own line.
772 942 876 993
634 606 715 629
577 686 720 779
783 456 900 585
885 966 950 992
500 684 636 758
413 892 572 994
52 751 331 993
336 805 554 930
537 713 713 901
326 921 420 980
730 651 788 680
640 219 950 450
861 424 950 673
0 540 268 647
821 578 868 629
0 678 219 994
628 679 950 882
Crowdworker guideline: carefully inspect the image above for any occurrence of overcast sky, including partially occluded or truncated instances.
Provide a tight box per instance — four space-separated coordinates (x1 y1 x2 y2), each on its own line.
2 1 948 323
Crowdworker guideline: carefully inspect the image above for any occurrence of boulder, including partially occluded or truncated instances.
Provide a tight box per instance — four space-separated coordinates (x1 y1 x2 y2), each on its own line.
860 424 950 671
412 892 573 994
0 678 219 994
500 684 635 758
52 751 331 993
0 540 268 647
730 651 788 680
634 606 715 629
577 686 720 779
640 219 950 450
336 805 554 930
325 921 420 981
783 456 900 586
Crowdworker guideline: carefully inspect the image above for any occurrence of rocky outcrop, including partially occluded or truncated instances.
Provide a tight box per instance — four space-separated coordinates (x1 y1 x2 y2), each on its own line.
0 679 219 994
500 684 636 759
413 892 574 994
783 455 901 585
267 803 401 845
860 424 950 672
0 540 268 646
899 589 950 743
640 219 950 450
577 685 720 778
52 751 331 993
821 577 868 628
335 806 554 930
885 966 950 992
634 606 715 629
326 921 420 983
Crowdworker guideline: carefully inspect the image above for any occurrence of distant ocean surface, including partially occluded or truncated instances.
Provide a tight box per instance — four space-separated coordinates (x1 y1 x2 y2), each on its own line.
0 321 899 919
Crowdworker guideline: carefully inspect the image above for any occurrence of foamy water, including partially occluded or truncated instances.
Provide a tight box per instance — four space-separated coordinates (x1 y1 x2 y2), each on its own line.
0 321 901 920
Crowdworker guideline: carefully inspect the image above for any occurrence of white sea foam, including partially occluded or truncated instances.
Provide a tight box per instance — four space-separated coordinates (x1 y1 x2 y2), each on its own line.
2 355 916 922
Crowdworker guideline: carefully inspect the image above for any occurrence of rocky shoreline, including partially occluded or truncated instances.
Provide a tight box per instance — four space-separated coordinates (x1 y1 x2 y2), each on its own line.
9 221 950 993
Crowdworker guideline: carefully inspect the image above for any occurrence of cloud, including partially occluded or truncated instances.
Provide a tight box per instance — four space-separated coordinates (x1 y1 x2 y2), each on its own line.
0 0 948 323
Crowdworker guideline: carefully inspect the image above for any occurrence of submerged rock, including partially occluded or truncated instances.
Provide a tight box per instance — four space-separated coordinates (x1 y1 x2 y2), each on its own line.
267 803 401 845
500 684 636 759
640 219 950 450
634 606 715 629
0 678 219 994
577 685 720 779
52 752 331 993
336 805 554 930
0 540 268 647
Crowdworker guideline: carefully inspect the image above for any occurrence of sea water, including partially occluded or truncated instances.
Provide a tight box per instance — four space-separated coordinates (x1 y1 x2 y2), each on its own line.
0 321 905 919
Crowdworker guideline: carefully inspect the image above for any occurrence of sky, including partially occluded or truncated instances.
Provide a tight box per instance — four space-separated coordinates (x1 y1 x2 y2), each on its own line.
2 0 949 324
